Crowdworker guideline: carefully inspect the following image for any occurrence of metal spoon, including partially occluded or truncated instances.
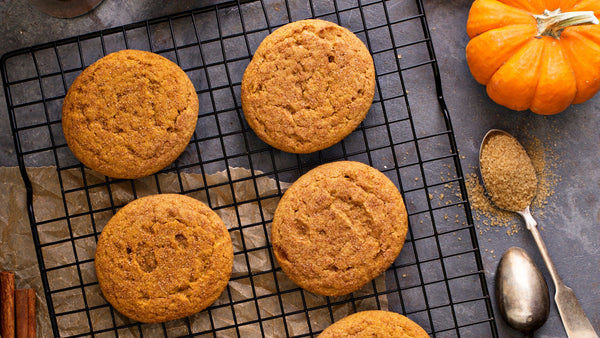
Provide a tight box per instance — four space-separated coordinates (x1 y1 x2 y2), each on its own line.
496 247 550 337
479 129 598 338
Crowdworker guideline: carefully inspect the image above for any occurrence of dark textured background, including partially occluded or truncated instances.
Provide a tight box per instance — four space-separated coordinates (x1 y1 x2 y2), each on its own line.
1 0 598 337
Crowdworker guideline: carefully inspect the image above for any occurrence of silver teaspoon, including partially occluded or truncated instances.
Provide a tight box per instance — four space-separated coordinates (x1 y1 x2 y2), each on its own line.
479 129 597 338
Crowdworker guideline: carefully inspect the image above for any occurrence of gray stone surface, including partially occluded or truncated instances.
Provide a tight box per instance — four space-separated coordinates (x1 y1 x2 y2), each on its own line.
426 1 600 337
1 0 598 337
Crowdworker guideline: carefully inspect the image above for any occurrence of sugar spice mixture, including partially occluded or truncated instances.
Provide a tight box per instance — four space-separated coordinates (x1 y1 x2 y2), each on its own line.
479 131 537 212
467 132 560 236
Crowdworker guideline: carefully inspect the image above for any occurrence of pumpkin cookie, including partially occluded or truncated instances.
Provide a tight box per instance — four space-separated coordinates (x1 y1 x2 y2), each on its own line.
95 194 233 323
271 161 408 296
241 19 375 153
319 310 429 337
62 49 198 179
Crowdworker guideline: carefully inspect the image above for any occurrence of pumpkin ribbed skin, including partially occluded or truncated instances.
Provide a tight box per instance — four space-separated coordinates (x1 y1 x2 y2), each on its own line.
466 0 600 115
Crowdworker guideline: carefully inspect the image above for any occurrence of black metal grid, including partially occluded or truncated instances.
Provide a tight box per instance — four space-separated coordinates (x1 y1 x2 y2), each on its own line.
2 0 498 337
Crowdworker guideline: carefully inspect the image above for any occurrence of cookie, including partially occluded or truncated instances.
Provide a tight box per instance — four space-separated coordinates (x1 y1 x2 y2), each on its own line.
318 310 429 337
241 19 375 153
271 161 408 296
62 49 198 179
94 194 233 323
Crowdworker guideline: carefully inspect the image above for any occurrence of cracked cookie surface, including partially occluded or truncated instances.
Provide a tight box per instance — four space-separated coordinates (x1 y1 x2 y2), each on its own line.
271 161 408 296
95 194 233 323
241 19 375 153
319 310 429 337
62 49 198 179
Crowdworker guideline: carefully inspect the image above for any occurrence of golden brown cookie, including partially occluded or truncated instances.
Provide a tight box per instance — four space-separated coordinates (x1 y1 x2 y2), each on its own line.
62 49 198 179
241 19 375 153
271 161 408 296
319 310 429 337
94 194 233 323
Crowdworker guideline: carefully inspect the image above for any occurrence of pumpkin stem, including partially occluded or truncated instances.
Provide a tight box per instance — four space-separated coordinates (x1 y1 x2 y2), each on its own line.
534 9 599 38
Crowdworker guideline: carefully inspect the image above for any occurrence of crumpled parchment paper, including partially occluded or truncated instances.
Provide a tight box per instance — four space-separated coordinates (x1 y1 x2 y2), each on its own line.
1 166 387 337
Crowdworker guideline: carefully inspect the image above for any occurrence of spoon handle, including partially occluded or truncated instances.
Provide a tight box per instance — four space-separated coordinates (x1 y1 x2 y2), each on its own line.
521 209 598 338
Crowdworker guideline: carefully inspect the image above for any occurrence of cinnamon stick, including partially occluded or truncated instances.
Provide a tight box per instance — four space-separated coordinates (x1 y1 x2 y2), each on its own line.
0 271 15 338
15 289 35 338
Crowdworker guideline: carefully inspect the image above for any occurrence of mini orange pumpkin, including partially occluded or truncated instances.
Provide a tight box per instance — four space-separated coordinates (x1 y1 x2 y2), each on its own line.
466 0 600 115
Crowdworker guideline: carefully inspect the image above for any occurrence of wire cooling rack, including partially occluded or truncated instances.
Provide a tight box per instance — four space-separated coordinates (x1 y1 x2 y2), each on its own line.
2 0 498 336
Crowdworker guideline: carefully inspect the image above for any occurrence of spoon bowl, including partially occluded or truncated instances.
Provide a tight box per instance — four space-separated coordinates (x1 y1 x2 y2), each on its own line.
30 0 104 18
478 129 537 213
496 247 550 336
